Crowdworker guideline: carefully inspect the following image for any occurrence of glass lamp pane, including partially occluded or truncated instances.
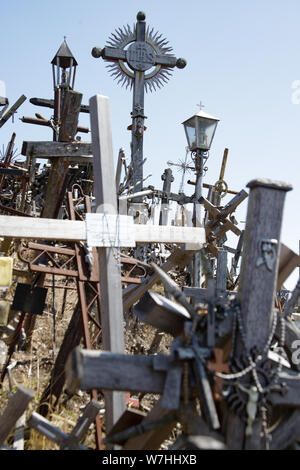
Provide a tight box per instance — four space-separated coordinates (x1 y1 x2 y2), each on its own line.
195 117 218 150
184 120 196 149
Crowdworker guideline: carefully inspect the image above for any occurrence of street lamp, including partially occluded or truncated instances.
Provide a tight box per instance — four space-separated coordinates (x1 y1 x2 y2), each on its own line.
51 38 78 91
182 110 219 152
182 109 220 225
182 109 220 287
51 39 78 140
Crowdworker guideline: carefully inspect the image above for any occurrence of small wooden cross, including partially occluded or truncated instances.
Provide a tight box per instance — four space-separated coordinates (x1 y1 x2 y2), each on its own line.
28 399 101 450
0 385 34 449
207 348 229 400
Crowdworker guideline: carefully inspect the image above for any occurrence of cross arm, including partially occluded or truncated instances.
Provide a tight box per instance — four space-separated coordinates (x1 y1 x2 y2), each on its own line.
21 141 93 161
29 97 90 113
154 55 177 67
0 386 34 447
20 116 89 134
65 348 167 396
92 46 126 61
28 412 88 450
0 95 26 128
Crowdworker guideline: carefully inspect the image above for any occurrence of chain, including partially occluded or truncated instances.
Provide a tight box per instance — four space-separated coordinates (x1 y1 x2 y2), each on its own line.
260 404 272 450
213 302 285 386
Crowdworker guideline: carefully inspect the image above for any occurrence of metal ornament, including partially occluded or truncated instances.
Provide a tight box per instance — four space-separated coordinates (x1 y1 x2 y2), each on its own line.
256 238 278 272
101 19 181 92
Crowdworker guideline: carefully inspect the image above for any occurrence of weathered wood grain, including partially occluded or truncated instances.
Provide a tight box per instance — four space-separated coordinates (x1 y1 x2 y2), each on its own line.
89 94 126 432
0 386 34 446
28 412 88 450
226 178 292 450
270 409 300 449
123 248 194 313
65 348 166 395
122 399 177 450
22 141 93 160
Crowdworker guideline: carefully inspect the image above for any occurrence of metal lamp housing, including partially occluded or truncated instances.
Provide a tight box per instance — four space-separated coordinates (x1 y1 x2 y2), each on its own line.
182 110 220 151
51 39 78 90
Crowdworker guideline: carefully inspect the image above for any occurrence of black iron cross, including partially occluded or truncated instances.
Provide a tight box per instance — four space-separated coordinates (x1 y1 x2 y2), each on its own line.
92 11 186 197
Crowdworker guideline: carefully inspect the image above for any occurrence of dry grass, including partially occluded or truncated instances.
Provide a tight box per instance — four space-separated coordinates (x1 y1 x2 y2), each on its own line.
0 266 179 450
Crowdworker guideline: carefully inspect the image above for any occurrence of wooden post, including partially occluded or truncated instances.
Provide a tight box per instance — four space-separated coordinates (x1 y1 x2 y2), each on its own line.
238 179 292 350
0 385 34 447
216 249 227 295
41 90 83 219
89 94 126 432
226 178 292 449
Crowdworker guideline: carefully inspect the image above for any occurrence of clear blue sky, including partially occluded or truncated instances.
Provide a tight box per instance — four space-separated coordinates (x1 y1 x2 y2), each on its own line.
1 0 300 288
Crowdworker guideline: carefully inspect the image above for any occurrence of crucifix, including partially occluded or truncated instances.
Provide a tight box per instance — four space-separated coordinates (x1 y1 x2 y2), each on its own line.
65 174 300 451
91 11 186 198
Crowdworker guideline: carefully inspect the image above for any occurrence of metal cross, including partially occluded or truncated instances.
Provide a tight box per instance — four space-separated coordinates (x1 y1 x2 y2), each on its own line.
197 101 205 111
92 11 187 197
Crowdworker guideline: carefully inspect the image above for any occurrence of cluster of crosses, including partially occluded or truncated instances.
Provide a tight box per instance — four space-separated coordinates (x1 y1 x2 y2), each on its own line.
0 11 299 451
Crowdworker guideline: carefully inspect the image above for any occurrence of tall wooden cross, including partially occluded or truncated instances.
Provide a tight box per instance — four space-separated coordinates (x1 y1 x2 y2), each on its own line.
0 94 205 436
91 11 186 197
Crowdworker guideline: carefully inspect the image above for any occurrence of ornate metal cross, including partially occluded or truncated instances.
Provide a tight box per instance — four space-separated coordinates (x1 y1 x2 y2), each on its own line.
92 11 187 196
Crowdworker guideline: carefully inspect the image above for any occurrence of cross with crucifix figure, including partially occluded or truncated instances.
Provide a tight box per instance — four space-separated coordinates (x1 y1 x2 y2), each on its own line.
65 173 300 450
91 11 186 198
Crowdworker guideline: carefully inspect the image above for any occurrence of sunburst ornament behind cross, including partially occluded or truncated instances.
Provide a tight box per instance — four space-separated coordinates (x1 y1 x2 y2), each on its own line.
92 11 187 196
92 11 186 92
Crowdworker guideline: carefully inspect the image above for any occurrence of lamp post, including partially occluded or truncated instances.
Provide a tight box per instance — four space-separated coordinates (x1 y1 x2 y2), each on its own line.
182 109 219 286
182 109 219 225
51 38 78 141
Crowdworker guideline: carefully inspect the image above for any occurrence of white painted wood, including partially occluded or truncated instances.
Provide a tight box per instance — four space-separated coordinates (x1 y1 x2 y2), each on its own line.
89 94 126 434
0 214 205 248
135 224 204 247
85 213 135 247
0 215 86 241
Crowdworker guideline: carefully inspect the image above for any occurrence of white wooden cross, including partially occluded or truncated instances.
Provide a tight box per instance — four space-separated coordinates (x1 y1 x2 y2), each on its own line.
0 94 206 434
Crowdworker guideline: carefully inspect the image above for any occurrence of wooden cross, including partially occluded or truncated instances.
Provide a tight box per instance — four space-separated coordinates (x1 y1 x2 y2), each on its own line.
0 94 205 437
207 348 229 400
200 189 248 248
28 399 101 449
0 385 34 449
225 178 293 450
66 176 300 451
183 248 231 302
159 168 174 226
188 148 240 201
65 344 220 432
0 95 26 129
92 11 186 195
